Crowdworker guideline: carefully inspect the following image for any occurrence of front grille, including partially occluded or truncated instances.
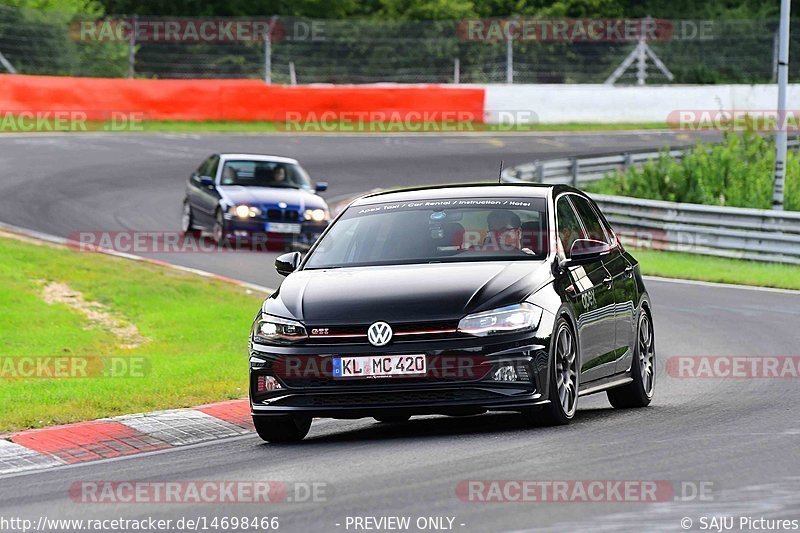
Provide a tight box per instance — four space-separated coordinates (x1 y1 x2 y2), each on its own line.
265 209 301 222
272 389 499 407
306 320 461 345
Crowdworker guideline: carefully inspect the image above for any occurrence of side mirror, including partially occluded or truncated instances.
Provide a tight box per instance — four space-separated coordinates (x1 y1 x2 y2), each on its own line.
563 239 612 266
199 176 215 187
315 181 328 193
275 251 302 277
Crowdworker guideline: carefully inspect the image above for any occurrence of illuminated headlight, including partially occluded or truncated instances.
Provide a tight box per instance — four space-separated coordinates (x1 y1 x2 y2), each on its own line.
230 205 262 218
252 314 307 344
304 208 329 222
458 303 543 336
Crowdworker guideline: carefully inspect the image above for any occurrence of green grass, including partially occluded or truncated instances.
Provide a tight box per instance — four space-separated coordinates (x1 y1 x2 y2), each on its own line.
0 118 670 134
586 132 800 211
0 233 265 433
632 248 800 290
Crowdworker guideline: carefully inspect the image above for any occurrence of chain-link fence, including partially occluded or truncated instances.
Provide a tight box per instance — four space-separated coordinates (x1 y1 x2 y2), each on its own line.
0 6 798 84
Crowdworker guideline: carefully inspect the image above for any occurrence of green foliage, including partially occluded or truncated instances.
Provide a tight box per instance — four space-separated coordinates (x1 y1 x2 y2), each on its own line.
586 132 800 211
1 0 102 16
56 0 800 19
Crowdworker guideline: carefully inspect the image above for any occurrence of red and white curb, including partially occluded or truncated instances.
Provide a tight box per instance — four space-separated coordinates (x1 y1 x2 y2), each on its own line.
0 399 252 476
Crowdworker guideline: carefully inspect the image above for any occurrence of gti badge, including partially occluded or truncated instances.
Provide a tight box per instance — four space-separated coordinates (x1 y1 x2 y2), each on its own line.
367 321 393 347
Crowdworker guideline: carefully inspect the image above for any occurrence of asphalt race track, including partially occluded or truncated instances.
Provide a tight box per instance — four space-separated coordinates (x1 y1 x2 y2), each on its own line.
0 130 718 289
2 131 800 532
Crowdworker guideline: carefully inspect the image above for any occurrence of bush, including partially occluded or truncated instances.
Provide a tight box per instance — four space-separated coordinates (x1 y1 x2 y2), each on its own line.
586 132 800 211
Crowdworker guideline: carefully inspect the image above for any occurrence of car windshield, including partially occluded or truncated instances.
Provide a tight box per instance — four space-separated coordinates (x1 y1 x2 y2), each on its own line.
305 197 549 269
220 160 313 190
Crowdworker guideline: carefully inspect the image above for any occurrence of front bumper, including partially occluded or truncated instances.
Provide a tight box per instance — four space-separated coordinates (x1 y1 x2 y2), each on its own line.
249 332 552 419
224 216 327 241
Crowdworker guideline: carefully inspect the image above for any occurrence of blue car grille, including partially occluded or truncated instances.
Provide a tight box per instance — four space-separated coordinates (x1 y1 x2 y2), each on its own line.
265 207 301 222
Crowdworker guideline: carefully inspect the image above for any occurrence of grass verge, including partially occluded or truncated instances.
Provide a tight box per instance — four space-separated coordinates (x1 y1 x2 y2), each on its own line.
632 248 800 290
0 232 265 433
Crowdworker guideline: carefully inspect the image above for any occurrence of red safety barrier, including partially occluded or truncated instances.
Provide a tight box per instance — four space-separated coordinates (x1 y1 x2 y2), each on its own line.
0 74 485 123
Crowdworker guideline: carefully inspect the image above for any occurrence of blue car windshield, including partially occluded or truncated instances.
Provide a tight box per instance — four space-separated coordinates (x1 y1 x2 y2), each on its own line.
220 160 313 190
305 197 549 269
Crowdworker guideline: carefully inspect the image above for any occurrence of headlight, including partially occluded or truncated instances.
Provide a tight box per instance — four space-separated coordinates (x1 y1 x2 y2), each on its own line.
304 208 328 222
230 205 262 218
458 303 542 336
252 314 307 344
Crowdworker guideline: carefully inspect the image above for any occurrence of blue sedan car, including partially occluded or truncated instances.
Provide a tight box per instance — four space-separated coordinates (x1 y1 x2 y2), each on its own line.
181 154 329 249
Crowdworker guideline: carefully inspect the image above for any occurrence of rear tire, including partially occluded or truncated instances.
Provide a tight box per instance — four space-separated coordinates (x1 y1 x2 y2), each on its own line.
607 308 655 409
523 316 578 426
374 415 411 424
253 416 312 443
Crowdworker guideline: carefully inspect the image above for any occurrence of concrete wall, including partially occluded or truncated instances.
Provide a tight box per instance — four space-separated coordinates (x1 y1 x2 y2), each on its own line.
483 84 800 124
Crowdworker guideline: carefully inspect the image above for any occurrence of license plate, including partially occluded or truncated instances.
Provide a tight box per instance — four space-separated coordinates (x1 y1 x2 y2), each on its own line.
266 222 301 234
333 355 426 379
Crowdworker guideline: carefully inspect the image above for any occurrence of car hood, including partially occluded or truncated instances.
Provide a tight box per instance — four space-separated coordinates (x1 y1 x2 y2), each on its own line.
218 186 327 209
265 261 552 325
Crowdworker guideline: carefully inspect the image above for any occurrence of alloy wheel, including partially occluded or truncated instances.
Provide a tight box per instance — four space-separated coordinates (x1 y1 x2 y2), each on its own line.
638 312 655 397
555 323 578 416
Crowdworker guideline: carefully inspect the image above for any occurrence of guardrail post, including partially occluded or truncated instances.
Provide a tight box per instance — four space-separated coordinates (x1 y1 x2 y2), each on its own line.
623 152 632 171
571 158 579 187
535 162 544 183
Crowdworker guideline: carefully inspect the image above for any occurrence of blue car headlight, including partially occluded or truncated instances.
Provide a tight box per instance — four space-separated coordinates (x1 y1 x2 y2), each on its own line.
304 208 329 222
229 205 262 218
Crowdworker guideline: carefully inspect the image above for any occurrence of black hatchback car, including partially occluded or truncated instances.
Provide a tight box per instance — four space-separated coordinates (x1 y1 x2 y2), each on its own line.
249 184 654 442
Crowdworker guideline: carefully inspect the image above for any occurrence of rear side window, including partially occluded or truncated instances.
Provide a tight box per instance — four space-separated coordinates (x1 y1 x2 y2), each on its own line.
555 196 586 257
570 196 611 244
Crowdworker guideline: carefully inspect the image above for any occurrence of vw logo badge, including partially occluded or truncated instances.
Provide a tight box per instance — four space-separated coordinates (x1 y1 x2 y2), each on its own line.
367 321 393 347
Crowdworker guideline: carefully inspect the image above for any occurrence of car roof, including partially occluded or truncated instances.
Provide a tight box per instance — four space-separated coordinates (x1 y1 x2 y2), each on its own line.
219 154 299 164
351 183 564 206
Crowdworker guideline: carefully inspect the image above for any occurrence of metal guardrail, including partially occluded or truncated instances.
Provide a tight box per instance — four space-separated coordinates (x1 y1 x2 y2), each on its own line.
502 138 800 264
502 139 799 186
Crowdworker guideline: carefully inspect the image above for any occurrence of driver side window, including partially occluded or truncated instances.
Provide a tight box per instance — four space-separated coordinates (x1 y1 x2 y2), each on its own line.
197 155 219 179
556 196 586 258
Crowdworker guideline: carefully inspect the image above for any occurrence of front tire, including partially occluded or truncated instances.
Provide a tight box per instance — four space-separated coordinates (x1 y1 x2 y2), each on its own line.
212 210 227 244
181 201 201 237
607 308 655 408
253 416 312 443
523 316 578 426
